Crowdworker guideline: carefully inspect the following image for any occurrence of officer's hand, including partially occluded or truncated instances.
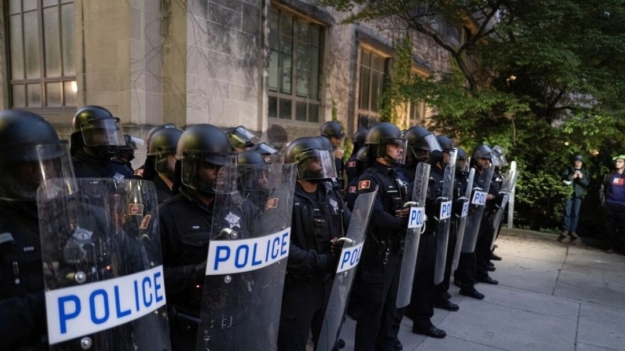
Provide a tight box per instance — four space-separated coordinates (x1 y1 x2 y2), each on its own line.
487 194 495 201
194 261 207 280
330 237 345 256
396 207 410 219
335 148 344 159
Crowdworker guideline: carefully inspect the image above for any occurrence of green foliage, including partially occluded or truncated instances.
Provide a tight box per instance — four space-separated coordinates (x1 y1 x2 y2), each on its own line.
379 35 414 129
332 99 338 121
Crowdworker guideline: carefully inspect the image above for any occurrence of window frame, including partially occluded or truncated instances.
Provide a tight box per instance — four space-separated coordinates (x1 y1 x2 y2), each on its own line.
267 7 324 124
357 46 387 115
5 0 77 112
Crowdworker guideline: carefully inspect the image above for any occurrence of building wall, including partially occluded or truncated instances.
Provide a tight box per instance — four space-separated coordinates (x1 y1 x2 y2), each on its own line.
0 0 454 166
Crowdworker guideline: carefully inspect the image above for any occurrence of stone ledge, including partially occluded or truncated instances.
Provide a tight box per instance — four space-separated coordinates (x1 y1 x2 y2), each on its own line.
499 227 604 249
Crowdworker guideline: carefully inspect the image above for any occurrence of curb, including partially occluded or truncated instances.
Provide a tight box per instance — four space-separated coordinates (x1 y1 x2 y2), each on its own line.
499 227 604 249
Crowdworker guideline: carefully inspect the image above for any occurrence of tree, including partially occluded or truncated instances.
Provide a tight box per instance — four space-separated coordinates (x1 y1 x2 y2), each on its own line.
319 0 625 233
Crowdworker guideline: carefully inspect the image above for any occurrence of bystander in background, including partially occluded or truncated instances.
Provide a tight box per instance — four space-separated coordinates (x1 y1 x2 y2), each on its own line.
600 155 625 254
559 155 589 240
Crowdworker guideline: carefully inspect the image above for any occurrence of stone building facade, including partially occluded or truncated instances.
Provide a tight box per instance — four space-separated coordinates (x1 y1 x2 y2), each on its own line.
0 0 457 166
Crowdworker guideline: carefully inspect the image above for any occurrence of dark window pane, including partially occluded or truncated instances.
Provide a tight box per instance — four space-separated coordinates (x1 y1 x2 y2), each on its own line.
9 16 24 80
63 80 77 106
46 82 62 106
310 25 320 47
44 0 58 7
23 0 37 11
361 50 371 68
308 104 319 123
269 9 279 50
12 85 26 107
24 11 41 79
279 99 292 119
268 51 279 92
281 54 292 94
309 47 319 100
279 34 292 55
296 20 309 44
268 96 278 118
359 66 370 110
295 102 307 121
296 44 309 97
280 13 292 36
44 7 62 77
371 72 379 112
371 55 381 72
61 4 75 75
9 0 21 15
27 84 42 107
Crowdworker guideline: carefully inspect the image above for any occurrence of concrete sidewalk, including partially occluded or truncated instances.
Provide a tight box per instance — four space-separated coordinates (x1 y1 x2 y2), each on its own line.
334 234 625 351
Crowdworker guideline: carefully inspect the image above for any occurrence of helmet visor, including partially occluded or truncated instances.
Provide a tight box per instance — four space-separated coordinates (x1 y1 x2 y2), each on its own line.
255 142 278 155
229 127 257 149
295 149 337 180
1 141 76 201
237 164 275 191
378 138 408 165
154 147 177 178
81 118 125 147
181 152 237 194
493 146 508 167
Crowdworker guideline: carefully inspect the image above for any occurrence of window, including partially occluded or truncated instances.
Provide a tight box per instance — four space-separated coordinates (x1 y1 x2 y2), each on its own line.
268 8 322 123
358 48 386 114
409 101 426 126
7 0 76 109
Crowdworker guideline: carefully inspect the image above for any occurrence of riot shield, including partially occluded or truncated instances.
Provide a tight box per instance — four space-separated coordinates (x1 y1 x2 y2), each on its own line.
490 161 519 250
195 163 297 351
461 165 496 253
396 162 431 308
451 168 475 272
316 191 376 351
37 179 171 350
434 150 457 285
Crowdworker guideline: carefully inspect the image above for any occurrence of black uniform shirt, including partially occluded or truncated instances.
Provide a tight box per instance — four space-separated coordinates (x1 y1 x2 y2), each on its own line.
72 149 133 179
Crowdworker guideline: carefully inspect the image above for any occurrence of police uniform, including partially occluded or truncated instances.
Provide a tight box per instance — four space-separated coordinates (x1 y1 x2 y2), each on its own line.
152 174 174 204
352 161 409 351
159 186 258 350
475 170 502 280
346 154 360 186
72 149 133 179
278 181 349 351
0 201 46 350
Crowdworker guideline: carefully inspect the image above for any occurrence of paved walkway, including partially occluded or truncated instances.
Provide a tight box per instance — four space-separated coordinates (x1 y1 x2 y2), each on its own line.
334 234 625 351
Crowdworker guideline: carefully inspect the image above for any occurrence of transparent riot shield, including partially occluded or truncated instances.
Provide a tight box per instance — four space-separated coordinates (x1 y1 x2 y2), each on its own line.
461 165 496 253
37 179 171 351
316 191 376 351
434 150 457 285
396 162 431 308
490 161 519 250
451 169 475 272
195 163 297 351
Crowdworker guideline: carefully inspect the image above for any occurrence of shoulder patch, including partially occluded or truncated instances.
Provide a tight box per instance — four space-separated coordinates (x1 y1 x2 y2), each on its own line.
139 215 152 229
349 186 357 194
358 180 371 190
265 198 279 209
128 204 144 216
347 161 356 168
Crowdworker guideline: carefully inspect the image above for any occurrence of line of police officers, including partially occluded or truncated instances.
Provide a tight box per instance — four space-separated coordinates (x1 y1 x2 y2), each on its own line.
1 106 511 351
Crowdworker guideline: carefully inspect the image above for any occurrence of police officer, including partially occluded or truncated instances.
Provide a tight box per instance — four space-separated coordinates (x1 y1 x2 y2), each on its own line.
346 147 368 210
70 105 133 179
135 123 181 179
401 126 441 180
0 110 75 350
454 145 495 299
346 128 368 185
158 124 259 350
113 134 140 173
351 122 411 351
254 142 278 163
236 150 270 209
433 137 462 312
320 121 346 188
278 137 350 351
148 127 183 203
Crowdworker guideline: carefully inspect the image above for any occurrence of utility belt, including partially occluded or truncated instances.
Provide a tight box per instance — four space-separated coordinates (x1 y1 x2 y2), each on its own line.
368 232 404 263
171 304 250 337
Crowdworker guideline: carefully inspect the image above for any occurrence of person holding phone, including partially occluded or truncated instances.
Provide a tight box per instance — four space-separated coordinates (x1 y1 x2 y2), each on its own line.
560 155 590 240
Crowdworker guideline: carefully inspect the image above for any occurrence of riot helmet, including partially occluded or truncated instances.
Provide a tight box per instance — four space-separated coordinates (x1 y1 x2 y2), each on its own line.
236 150 271 193
352 127 368 153
403 126 441 163
285 137 337 181
456 147 469 172
436 135 454 152
365 122 407 165
177 124 235 194
146 123 180 146
225 126 257 151
320 121 345 138
149 128 183 178
492 145 508 168
471 144 493 170
0 110 75 201
254 142 278 163
71 105 125 158
115 134 142 162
